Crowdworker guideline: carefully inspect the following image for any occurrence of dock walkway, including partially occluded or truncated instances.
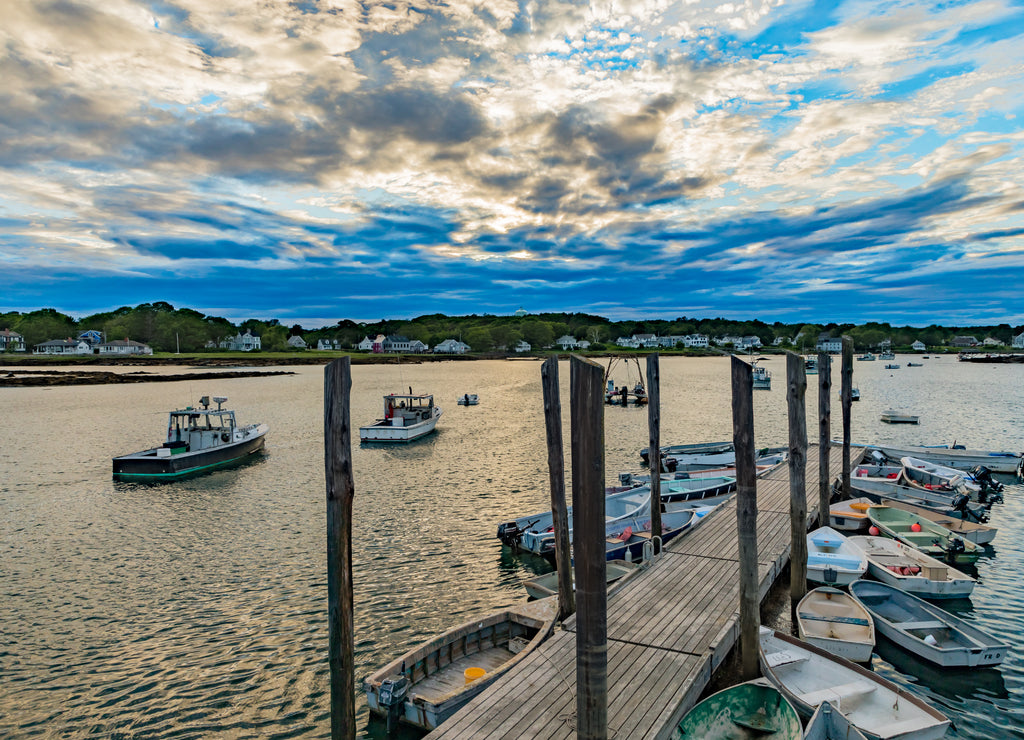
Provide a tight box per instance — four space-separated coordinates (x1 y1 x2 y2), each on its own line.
427 443 844 739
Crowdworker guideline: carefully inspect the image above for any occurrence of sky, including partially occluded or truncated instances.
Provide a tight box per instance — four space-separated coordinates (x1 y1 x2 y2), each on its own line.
3 0 1024 328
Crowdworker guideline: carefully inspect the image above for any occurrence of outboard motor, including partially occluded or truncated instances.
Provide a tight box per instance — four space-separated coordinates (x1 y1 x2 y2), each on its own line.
950 492 970 512
619 472 634 487
945 537 966 562
378 673 409 735
969 465 1004 493
496 521 523 550
870 449 887 465
664 457 678 473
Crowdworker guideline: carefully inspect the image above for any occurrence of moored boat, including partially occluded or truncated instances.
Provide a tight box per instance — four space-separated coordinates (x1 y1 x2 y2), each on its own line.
881 500 996 546
846 441 1024 475
639 440 733 464
672 677 802 739
752 360 771 390
804 701 869 740
846 535 976 599
796 587 875 663
829 497 874 532
758 627 950 740
364 596 559 732
880 408 917 424
522 560 638 600
806 527 868 585
849 478 987 523
457 393 478 405
867 505 982 564
849 580 1008 667
359 392 441 443
112 395 268 481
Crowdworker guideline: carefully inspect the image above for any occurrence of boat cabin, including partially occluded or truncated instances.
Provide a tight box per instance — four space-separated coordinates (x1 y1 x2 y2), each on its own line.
162 396 238 455
382 393 435 426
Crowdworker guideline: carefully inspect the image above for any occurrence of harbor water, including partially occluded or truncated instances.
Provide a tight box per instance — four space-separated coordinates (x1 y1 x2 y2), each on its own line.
1 355 1022 738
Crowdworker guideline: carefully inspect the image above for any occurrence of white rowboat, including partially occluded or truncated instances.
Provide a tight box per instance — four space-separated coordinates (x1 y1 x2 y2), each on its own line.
796 587 875 663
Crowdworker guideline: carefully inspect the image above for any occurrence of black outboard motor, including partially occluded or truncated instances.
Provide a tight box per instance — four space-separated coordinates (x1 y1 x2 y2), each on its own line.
969 465 1004 493
497 521 523 550
945 537 966 563
664 457 678 473
378 673 409 735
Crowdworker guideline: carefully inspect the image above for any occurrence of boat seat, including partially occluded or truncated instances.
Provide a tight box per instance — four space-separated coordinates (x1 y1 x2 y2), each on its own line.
884 717 932 735
764 650 808 668
797 612 870 627
894 620 946 631
799 681 876 707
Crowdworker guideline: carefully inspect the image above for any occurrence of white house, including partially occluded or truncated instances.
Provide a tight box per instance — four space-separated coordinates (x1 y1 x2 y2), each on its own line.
982 337 1002 347
221 330 261 351
434 338 470 354
514 340 531 352
686 334 710 348
286 335 307 349
632 333 658 348
816 335 842 353
356 336 374 351
318 338 345 350
912 340 926 351
615 336 640 348
1014 332 1024 349
383 335 427 353
556 335 578 350
97 339 152 355
34 339 92 355
0 328 25 352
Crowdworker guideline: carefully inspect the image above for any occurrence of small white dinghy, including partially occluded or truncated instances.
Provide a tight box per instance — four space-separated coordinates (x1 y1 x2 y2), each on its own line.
796 587 875 663
829 497 875 532
849 580 1008 668
804 700 869 740
846 535 976 600
759 628 950 740
806 527 868 586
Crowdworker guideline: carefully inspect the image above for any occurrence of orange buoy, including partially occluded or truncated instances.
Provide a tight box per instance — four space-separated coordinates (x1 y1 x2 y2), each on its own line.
910 522 922 532
869 526 880 536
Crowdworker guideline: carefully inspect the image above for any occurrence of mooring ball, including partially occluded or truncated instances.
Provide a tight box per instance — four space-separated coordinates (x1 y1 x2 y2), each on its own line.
868 526 880 536
910 522 922 532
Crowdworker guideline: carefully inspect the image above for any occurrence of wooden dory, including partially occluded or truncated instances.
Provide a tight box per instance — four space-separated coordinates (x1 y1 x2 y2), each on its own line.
759 628 950 740
364 596 559 731
804 700 869 740
846 535 976 599
672 677 802 739
796 587 875 663
849 580 1008 668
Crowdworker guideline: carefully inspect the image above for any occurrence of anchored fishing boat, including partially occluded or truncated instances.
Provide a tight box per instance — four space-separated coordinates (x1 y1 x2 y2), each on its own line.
112 396 268 481
359 392 441 443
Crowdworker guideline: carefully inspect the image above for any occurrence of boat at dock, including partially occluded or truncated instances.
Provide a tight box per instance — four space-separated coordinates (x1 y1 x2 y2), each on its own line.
522 560 638 600
899 455 1003 503
112 395 268 481
806 527 868 585
639 440 733 464
849 581 1008 667
804 701 869 740
796 587 875 663
880 500 996 545
846 441 1024 475
359 392 441 443
364 596 559 732
867 505 982 564
848 477 988 522
829 497 875 532
846 535 976 599
672 677 802 739
758 627 950 740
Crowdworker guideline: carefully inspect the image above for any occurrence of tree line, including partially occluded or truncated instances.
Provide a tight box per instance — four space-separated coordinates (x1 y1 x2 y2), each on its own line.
1 304 1021 354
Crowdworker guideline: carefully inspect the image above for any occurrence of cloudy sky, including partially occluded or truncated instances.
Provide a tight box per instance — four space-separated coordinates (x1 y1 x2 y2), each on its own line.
3 0 1024 327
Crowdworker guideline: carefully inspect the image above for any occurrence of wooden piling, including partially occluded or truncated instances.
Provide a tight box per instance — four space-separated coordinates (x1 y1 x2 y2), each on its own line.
841 337 854 499
731 355 759 681
541 357 574 619
817 351 832 526
786 353 808 608
571 355 607 740
325 357 356 740
646 353 662 549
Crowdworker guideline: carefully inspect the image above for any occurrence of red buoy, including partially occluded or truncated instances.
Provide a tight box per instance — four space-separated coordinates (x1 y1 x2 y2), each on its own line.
869 526 880 536
910 522 922 532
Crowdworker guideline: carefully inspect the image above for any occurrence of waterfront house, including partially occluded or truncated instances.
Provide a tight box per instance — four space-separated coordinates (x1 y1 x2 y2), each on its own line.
434 338 470 354
383 335 427 353
78 330 103 346
615 336 640 348
220 330 262 351
98 339 153 355
816 334 842 353
356 336 374 351
34 338 92 355
1 328 25 352
318 338 345 351
912 340 926 351
514 340 531 352
556 335 579 350
1014 332 1024 349
952 335 978 347
982 337 1002 347
286 335 307 349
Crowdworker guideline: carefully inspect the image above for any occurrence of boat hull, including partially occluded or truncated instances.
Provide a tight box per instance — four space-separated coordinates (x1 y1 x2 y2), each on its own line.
847 536 976 599
675 678 802 739
359 409 441 442
851 443 1023 474
112 427 268 481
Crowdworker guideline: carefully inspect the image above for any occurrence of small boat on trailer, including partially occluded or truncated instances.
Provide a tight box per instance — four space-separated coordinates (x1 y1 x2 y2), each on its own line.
804 700 869 740
359 392 441 443
849 580 1008 667
796 587 875 663
846 535 976 599
758 628 950 740
364 596 559 732
672 677 802 739
112 396 268 481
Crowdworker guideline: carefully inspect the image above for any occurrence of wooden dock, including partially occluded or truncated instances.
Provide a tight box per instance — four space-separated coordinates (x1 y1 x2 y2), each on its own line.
426 443 844 739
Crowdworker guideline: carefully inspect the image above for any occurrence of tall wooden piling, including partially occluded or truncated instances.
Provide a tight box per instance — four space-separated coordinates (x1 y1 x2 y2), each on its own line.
841 337 854 499
571 355 607 739
646 353 662 548
325 357 356 740
731 355 759 681
817 351 832 525
541 357 574 619
786 352 808 608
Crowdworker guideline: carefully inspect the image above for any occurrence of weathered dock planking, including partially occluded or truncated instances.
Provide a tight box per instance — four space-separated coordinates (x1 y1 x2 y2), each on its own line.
426 443 844 740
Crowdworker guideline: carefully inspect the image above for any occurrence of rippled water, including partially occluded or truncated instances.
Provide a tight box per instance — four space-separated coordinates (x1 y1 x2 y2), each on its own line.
1 355 1021 738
